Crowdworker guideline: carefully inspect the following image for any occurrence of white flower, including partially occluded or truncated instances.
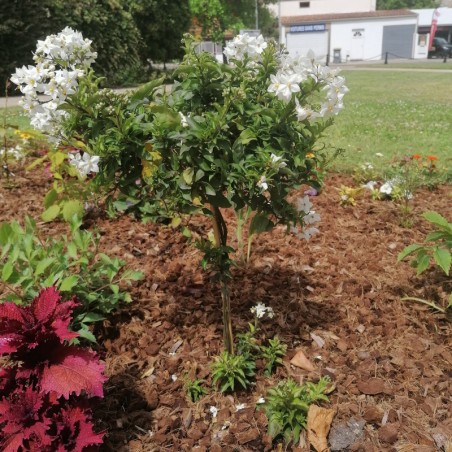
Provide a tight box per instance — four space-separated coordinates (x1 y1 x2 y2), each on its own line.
171 374 178 382
298 226 319 241
257 175 268 192
380 181 393 195
209 406 218 418
295 99 313 121
375 153 384 157
303 211 321 225
256 397 265 404
224 33 267 62
250 302 274 319
296 196 313 214
179 112 189 128
268 72 301 102
362 181 377 190
69 152 100 177
270 153 287 169
235 403 247 412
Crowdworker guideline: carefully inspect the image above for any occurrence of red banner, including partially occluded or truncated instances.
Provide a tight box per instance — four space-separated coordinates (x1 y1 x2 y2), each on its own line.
428 9 440 50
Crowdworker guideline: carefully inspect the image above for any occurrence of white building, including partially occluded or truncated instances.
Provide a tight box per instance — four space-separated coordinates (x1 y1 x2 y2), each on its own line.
281 10 418 63
270 0 376 17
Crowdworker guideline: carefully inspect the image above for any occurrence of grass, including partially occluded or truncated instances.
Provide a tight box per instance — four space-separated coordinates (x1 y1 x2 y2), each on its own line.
323 70 452 175
348 60 452 70
0 106 31 131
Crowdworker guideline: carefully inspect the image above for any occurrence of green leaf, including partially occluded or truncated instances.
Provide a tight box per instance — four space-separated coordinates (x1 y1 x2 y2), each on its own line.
76 327 97 343
35 257 55 276
397 244 424 262
44 189 58 209
41 205 61 222
416 254 431 275
423 211 449 229
129 77 165 103
0 223 13 246
426 231 448 242
59 275 78 291
66 242 78 259
249 213 274 237
79 312 106 323
433 248 451 275
182 167 194 185
2 261 14 282
62 200 84 222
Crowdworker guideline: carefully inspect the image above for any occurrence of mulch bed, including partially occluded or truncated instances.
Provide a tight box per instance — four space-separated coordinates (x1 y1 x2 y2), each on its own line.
1 163 451 451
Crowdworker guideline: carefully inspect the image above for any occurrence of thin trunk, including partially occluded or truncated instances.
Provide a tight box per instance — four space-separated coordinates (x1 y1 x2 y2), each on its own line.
210 204 234 354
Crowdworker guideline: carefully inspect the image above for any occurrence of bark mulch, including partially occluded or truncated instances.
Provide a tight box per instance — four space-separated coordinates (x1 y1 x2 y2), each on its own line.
1 164 451 452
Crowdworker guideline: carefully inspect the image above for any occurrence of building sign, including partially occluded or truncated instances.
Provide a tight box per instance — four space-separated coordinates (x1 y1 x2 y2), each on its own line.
290 23 325 33
240 29 261 37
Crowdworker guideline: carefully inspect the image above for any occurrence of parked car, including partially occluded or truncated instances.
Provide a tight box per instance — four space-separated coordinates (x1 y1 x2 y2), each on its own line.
428 37 452 58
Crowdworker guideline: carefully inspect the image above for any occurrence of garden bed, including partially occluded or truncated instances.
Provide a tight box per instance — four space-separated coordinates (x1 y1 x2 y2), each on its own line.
1 165 451 451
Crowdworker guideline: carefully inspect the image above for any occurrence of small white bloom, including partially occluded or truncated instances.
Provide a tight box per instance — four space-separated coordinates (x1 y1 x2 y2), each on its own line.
209 406 218 418
171 374 177 382
250 302 274 319
69 151 100 177
257 175 268 192
303 211 321 225
256 397 265 404
235 403 247 412
179 112 189 128
298 226 319 241
379 181 393 195
270 153 287 169
375 153 384 157
296 196 313 214
362 181 377 190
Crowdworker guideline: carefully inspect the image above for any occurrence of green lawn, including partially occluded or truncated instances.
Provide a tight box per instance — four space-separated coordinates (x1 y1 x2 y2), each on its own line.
348 61 452 70
323 70 452 174
0 106 31 131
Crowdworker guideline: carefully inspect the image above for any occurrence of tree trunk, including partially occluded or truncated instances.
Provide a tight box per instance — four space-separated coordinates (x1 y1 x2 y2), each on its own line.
211 205 234 354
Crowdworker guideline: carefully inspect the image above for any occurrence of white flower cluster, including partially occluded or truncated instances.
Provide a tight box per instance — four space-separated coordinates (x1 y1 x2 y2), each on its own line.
0 145 25 160
224 33 267 62
250 302 274 319
292 195 321 241
11 27 96 138
267 52 349 117
68 151 100 177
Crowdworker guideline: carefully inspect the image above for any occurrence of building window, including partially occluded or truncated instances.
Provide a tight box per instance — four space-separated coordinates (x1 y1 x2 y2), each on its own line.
299 2 310 7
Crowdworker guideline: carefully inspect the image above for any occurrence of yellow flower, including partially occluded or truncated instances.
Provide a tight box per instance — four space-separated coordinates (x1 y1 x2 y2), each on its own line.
306 153 315 158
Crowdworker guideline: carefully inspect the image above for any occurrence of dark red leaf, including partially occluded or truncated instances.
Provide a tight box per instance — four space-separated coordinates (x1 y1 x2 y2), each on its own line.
53 406 104 452
41 347 106 399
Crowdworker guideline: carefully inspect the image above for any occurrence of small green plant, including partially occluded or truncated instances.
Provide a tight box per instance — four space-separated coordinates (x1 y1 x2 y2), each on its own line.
261 337 287 376
0 216 143 341
398 210 451 315
236 322 260 358
398 211 451 276
211 351 256 392
184 378 208 402
264 377 330 444
338 185 363 207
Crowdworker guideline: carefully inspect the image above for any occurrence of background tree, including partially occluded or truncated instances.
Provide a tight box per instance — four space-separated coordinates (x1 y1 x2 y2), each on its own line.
377 0 439 9
189 0 277 42
1 0 191 94
127 0 191 67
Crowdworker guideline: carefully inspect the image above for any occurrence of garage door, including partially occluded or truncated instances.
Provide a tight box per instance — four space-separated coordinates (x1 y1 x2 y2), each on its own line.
286 31 329 63
382 25 416 59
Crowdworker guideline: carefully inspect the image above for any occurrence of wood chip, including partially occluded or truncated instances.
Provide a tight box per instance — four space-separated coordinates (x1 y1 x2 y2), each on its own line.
290 349 315 372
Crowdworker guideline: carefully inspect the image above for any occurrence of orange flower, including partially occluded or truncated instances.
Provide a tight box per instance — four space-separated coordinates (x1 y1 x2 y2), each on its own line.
306 153 315 158
427 155 438 161
412 153 422 160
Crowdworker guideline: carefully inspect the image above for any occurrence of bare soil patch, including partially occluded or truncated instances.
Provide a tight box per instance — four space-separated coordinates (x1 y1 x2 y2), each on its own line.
1 165 451 451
